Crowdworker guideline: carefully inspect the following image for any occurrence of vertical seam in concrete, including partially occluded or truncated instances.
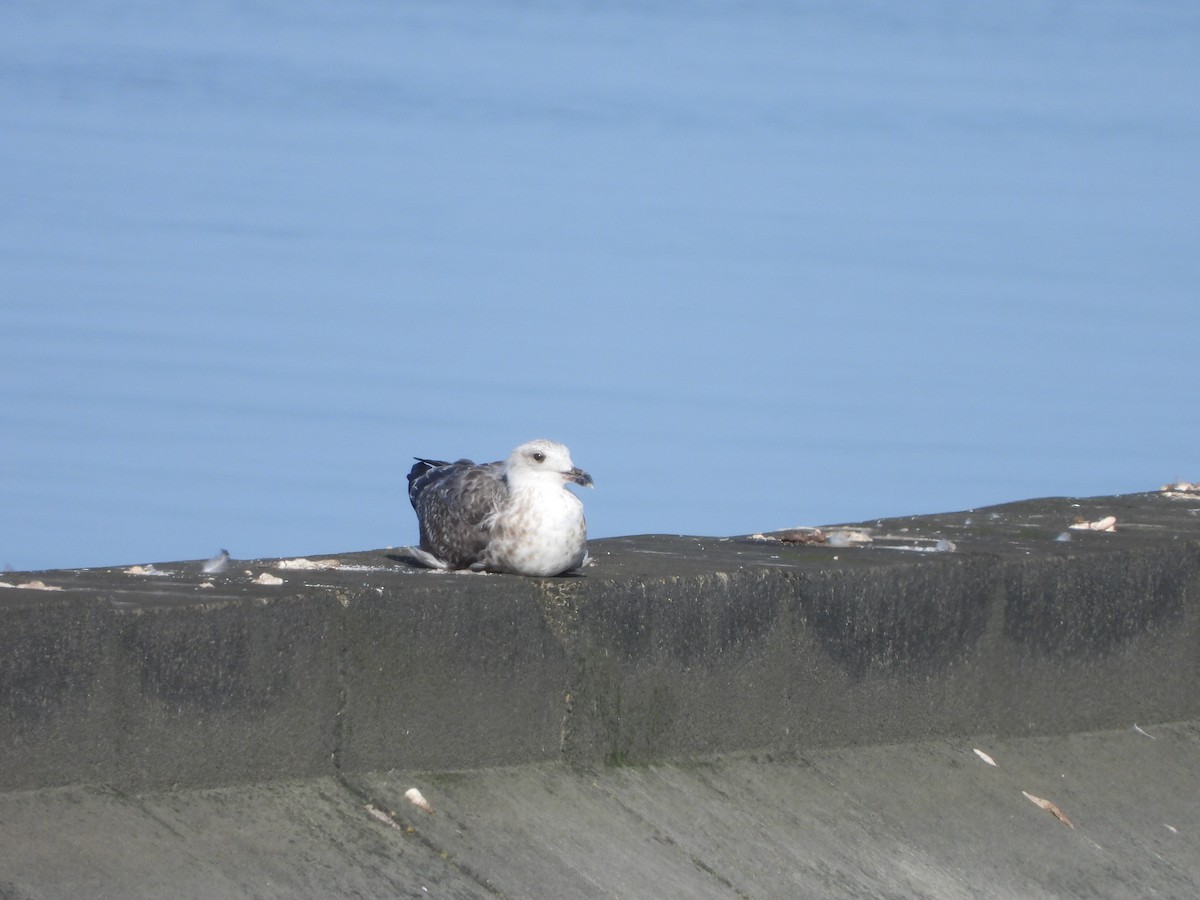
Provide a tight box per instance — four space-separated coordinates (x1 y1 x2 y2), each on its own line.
331 608 349 777
529 580 587 764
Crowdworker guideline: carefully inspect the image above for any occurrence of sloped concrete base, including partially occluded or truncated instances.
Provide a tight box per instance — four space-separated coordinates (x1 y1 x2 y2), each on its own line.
1 721 1197 899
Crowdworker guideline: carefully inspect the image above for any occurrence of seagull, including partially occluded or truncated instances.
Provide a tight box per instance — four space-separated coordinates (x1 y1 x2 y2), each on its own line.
406 439 593 576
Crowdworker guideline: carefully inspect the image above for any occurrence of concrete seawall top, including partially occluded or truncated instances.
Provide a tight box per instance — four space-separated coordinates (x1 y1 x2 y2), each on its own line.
4 490 1200 898
4 490 1199 793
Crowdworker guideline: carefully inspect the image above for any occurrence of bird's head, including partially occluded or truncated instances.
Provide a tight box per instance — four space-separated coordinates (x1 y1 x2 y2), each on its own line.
506 439 594 489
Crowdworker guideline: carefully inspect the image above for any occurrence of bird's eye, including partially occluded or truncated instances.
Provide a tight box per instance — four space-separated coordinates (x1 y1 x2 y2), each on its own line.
532 451 546 463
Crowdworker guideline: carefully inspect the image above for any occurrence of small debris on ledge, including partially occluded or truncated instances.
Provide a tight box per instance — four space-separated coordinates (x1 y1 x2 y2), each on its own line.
276 557 342 570
826 529 874 546
772 527 827 544
1160 481 1200 499
124 564 170 576
1069 515 1117 532
748 527 876 547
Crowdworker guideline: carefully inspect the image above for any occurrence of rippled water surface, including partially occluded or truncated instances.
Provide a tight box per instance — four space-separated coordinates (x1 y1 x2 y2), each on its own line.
3 1 1199 570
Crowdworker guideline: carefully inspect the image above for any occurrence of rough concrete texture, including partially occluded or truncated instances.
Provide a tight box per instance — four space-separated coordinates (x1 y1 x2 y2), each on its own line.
1 722 1197 898
4 491 1199 791
2 490 1200 896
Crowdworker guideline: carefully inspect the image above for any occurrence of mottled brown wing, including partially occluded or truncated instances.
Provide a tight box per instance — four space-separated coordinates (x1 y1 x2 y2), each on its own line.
408 458 507 569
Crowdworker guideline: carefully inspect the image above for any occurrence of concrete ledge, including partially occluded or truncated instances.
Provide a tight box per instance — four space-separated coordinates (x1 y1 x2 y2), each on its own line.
3 491 1200 792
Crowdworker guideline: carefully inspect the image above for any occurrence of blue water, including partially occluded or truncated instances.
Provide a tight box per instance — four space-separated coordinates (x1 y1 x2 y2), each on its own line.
3 1 1199 571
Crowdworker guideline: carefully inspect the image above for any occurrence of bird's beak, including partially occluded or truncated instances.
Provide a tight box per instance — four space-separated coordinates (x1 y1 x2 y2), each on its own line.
567 467 594 488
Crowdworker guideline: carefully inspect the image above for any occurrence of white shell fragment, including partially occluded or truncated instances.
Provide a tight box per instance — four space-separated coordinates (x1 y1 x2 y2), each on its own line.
405 787 434 814
124 564 169 576
1068 515 1116 532
776 528 827 544
1022 790 1075 829
1160 481 1200 498
252 572 284 586
276 557 342 570
826 529 874 547
973 748 998 767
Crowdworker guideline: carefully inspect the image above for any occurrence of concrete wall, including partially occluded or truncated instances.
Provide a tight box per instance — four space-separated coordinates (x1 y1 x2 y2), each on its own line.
3 491 1199 792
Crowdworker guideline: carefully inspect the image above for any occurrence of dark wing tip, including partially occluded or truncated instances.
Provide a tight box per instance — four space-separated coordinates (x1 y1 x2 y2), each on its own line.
407 458 449 494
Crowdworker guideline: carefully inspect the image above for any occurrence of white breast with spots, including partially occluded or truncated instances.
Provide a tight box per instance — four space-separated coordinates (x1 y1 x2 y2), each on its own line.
485 483 587 576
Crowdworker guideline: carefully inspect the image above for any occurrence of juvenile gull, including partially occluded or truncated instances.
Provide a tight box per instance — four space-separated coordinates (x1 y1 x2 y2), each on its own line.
406 439 593 576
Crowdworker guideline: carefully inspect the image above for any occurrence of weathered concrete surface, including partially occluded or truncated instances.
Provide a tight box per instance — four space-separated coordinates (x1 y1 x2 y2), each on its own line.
1 722 1197 898
2 490 1200 896
4 491 1199 792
